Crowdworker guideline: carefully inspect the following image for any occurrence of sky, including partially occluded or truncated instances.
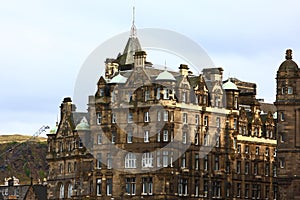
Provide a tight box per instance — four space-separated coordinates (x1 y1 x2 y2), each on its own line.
1 0 300 136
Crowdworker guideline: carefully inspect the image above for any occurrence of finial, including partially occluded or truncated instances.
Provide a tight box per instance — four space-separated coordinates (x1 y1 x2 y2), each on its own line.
286 49 292 60
164 60 167 70
130 0 137 38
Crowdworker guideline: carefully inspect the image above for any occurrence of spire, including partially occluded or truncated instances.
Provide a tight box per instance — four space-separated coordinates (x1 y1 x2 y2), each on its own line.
130 0 137 38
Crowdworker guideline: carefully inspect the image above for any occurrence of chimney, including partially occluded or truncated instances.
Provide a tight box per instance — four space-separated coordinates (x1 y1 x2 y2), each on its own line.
179 64 189 76
134 51 147 68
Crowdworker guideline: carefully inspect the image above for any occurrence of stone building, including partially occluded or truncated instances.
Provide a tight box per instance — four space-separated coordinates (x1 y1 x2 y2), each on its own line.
275 49 300 199
46 24 278 199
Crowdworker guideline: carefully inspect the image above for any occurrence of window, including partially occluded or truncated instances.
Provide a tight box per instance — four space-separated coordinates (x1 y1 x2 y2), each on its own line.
128 112 133 123
280 133 285 143
280 112 285 121
59 184 64 199
157 131 161 142
254 163 258 175
237 183 241 197
204 133 210 146
245 162 249 175
254 127 259 136
255 146 259 155
204 180 208 197
183 113 188 124
182 92 187 103
233 119 237 130
274 148 277 157
99 89 105 97
106 178 112 195
144 131 149 143
216 117 221 128
163 151 168 167
107 153 112 169
282 87 286 94
215 96 220 107
279 158 285 168
215 155 219 170
195 179 199 197
195 114 199 125
97 134 102 144
234 97 238 109
178 178 188 196
156 88 161 100
97 112 102 124
237 144 241 153
163 88 169 99
97 153 102 169
127 131 133 143
144 112 150 122
142 177 153 195
112 113 116 123
125 153 136 168
145 90 150 101
215 136 220 147
265 163 270 176
142 152 153 168
204 155 208 171
170 111 174 122
157 111 161 121
111 132 116 144
252 184 261 199
67 162 71 173
163 110 169 121
237 161 241 174
245 145 249 154
157 151 161 167
59 163 63 174
163 130 168 142
273 163 277 177
181 153 186 168
195 133 199 145
212 181 221 197
288 86 293 94
204 116 208 126
182 132 187 144
245 184 249 198
96 179 102 196
265 148 269 156
125 178 136 195
68 184 73 198
195 154 199 170
265 185 270 199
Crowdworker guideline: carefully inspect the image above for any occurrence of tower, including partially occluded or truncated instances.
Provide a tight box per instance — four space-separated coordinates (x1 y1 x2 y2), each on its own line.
275 49 300 199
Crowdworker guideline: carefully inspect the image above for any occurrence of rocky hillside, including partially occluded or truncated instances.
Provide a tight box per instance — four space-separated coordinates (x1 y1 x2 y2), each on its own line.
0 135 48 185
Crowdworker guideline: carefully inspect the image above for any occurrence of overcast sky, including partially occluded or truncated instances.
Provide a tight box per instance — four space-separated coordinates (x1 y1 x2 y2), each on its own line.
1 0 300 136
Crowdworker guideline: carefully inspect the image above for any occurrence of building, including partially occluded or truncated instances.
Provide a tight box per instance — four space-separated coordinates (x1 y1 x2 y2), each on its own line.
275 49 300 199
0 177 47 200
45 20 282 199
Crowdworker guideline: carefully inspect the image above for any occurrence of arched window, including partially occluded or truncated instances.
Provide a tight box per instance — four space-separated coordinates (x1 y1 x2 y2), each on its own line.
67 184 73 198
142 152 153 168
59 184 64 199
125 153 136 168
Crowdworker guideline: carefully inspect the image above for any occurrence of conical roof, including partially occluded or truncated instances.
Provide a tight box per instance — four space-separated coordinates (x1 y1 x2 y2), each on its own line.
110 73 127 84
76 117 90 131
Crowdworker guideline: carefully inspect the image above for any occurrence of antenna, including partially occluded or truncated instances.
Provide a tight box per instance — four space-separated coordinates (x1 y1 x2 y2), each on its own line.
164 60 167 70
130 0 137 37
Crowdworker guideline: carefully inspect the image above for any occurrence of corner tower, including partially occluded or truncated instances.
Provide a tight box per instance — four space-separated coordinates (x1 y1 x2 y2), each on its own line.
275 49 300 199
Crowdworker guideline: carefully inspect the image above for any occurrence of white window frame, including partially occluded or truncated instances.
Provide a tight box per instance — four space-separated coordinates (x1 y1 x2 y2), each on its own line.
125 152 136 169
144 130 149 143
142 152 153 168
144 112 150 122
